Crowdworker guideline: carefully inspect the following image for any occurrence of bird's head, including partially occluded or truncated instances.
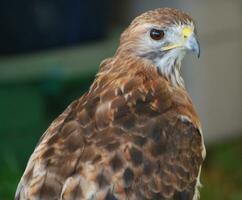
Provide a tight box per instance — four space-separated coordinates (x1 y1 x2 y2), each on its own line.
116 8 200 87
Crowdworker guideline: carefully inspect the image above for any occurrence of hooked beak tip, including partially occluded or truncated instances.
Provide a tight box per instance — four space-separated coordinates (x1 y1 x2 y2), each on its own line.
193 45 200 58
193 40 200 58
186 34 201 58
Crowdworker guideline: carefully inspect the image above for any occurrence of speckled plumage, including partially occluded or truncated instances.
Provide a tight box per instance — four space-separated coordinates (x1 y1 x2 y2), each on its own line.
15 8 205 200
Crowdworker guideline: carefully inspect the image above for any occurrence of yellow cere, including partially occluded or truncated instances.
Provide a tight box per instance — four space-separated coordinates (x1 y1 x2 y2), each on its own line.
182 27 193 38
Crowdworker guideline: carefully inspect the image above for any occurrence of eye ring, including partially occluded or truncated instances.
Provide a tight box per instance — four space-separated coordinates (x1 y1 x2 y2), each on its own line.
150 29 165 40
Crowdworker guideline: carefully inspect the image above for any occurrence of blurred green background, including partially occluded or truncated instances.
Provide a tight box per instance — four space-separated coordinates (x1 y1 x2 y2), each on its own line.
0 0 242 200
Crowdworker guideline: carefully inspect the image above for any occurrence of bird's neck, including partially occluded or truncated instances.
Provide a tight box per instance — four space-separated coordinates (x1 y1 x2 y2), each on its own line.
98 52 186 89
156 59 185 88
154 50 186 88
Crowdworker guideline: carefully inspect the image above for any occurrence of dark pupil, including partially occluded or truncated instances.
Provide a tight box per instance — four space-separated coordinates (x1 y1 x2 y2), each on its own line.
150 29 164 40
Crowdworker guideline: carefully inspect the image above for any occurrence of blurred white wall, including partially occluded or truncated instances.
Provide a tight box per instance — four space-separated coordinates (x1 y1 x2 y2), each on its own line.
125 0 242 144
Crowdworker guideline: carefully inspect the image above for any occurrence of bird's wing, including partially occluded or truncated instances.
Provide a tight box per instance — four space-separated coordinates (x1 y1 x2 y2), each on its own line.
15 73 204 200
15 99 82 200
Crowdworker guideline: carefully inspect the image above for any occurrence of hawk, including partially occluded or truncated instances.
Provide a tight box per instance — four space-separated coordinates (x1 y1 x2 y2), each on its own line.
15 8 206 200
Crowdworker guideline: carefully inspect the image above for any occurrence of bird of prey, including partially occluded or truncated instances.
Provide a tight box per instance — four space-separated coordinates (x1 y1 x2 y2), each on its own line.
15 8 206 200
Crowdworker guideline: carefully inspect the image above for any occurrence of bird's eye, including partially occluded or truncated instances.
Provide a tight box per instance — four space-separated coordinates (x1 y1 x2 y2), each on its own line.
150 29 165 40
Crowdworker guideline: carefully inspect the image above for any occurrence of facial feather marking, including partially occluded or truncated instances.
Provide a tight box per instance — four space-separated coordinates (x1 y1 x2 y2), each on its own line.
117 12 196 88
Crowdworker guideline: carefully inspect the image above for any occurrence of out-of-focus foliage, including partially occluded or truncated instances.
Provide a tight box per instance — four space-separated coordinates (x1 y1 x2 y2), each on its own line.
0 153 21 200
0 77 94 200
201 138 242 200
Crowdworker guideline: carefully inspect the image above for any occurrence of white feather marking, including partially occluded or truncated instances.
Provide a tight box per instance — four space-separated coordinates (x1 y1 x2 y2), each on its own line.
198 127 206 160
180 115 192 123
81 163 98 199
156 48 185 87
193 166 202 200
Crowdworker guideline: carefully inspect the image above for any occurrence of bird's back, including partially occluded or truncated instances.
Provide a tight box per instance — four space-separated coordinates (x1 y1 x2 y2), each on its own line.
15 58 204 200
